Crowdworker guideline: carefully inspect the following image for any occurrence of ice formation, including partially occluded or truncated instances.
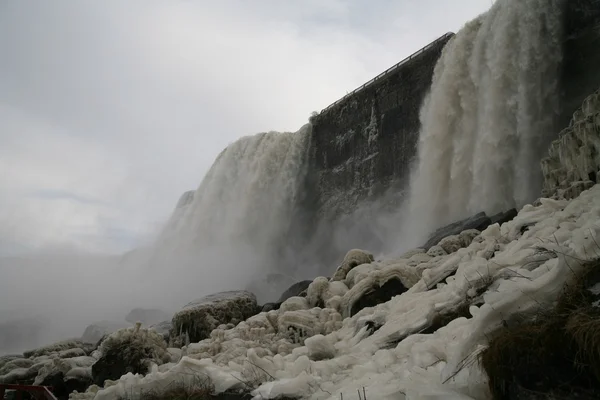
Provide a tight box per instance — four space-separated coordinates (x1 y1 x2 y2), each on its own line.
70 182 600 400
541 88 600 199
407 0 565 240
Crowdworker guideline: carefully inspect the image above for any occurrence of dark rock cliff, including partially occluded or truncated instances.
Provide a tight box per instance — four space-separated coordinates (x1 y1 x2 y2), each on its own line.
309 33 453 221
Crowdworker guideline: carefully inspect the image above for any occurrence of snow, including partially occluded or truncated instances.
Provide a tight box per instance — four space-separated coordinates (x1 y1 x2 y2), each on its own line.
74 183 600 400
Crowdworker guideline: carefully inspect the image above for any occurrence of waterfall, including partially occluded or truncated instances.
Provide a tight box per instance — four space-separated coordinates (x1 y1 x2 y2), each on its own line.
406 0 565 240
134 125 312 304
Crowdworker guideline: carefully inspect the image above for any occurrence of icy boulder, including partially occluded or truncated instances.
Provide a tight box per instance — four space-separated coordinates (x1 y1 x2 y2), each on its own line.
331 249 374 282
171 290 259 343
91 323 170 386
125 308 171 326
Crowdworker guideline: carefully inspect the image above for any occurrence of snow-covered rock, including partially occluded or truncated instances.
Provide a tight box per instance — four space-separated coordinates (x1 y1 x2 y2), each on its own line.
91 323 170 386
77 183 600 400
542 88 600 199
331 249 375 282
171 290 259 343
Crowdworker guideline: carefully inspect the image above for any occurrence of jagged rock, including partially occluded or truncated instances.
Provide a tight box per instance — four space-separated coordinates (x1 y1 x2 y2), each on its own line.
350 278 408 317
81 321 130 344
277 280 313 303
331 249 375 282
422 212 492 250
170 291 259 343
125 308 171 326
92 325 170 386
490 208 518 226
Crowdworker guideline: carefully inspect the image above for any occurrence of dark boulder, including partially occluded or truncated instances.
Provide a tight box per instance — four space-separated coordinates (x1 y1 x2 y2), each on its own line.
350 278 408 317
490 208 518 226
64 373 93 398
422 212 492 250
91 328 169 387
277 281 313 303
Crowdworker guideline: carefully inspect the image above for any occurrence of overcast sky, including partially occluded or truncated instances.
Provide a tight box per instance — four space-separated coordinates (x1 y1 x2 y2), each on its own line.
0 1 490 255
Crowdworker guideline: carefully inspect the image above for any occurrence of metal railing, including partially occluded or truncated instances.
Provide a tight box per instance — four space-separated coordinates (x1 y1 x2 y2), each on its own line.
319 32 455 115
0 383 57 400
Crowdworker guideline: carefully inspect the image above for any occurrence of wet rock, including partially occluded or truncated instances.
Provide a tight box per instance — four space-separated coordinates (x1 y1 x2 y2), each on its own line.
422 212 492 250
350 278 408 316
490 208 518 226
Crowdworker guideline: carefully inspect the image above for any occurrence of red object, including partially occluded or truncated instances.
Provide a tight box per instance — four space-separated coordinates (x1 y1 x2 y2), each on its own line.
0 384 57 400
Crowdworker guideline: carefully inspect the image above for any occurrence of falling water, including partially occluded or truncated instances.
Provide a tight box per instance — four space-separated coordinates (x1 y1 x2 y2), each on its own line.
407 0 565 239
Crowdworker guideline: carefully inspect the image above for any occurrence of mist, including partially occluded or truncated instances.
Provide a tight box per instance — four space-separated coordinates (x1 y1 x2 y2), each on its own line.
0 1 490 355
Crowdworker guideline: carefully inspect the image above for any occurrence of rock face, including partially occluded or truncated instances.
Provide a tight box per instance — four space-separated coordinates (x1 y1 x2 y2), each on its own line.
170 291 259 343
310 34 453 222
542 88 600 199
125 308 170 326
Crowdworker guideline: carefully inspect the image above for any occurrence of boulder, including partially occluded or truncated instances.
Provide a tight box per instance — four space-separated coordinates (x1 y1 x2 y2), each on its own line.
331 249 375 282
170 291 259 343
350 278 408 317
91 324 170 386
422 212 492 250
277 280 313 303
489 208 518 226
125 308 171 326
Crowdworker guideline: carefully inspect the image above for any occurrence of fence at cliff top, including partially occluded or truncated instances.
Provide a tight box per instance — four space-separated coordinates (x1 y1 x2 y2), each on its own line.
319 32 455 115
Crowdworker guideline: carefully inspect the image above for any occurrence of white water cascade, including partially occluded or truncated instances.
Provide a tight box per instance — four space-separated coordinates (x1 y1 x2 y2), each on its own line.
132 125 312 304
406 0 565 240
